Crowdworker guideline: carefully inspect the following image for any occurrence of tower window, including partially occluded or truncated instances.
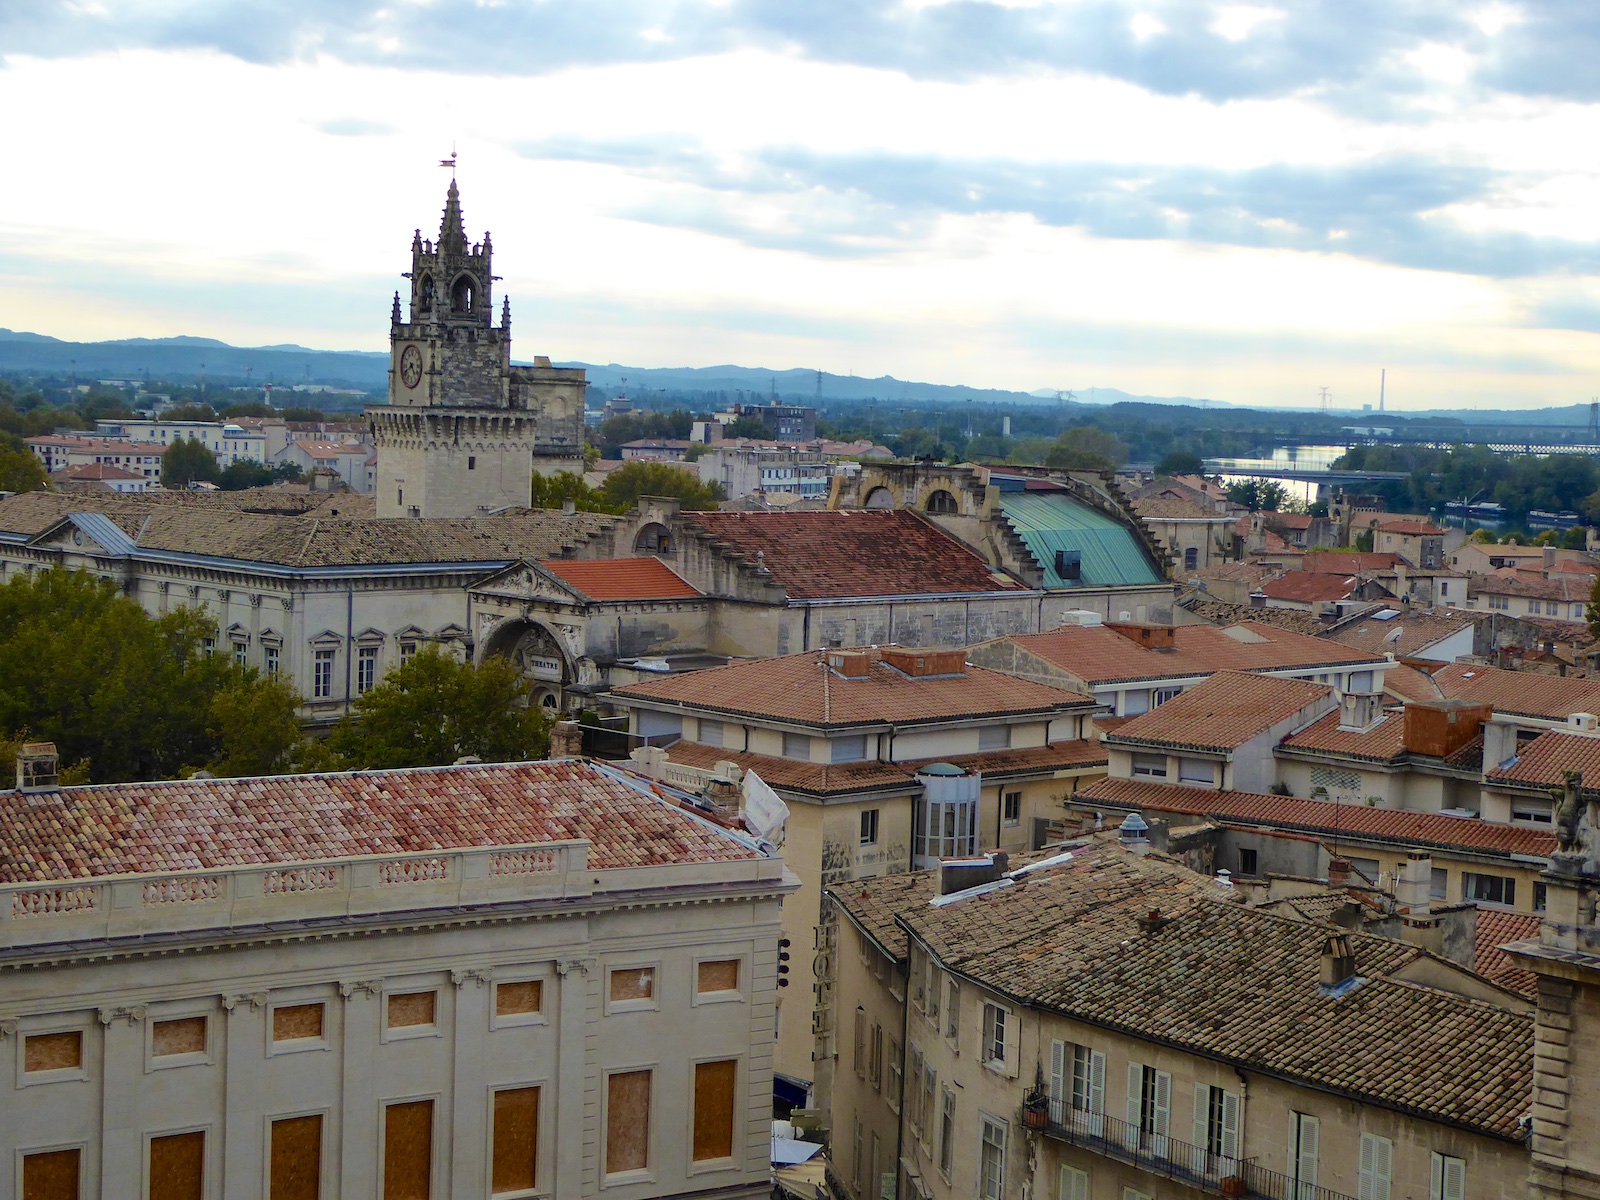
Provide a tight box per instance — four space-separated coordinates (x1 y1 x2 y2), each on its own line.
468 456 476 470
452 275 476 313
419 274 434 311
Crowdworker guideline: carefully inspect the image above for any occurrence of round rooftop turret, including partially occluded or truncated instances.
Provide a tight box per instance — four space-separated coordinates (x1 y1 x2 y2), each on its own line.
916 763 966 777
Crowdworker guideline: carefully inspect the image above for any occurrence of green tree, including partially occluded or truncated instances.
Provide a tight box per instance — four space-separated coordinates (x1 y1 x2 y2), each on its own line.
0 443 47 492
1560 526 1589 550
162 403 218 422
600 460 725 510
280 407 327 423
1588 572 1600 641
530 471 625 514
161 437 219 489
1154 449 1205 476
318 647 551 769
205 674 305 777
1226 479 1290 512
726 414 774 439
1044 426 1127 471
218 460 303 490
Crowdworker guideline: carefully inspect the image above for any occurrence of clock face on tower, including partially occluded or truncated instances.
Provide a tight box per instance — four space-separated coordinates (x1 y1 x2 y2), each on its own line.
400 344 423 389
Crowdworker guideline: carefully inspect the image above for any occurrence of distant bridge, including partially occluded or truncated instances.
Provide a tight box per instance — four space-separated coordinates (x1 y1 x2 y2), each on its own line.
1204 466 1414 485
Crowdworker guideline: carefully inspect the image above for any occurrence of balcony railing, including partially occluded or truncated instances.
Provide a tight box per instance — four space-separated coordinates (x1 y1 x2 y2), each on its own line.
1024 1093 1357 1200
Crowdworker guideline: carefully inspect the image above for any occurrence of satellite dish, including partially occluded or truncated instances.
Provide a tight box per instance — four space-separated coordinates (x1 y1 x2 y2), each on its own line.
1384 626 1404 645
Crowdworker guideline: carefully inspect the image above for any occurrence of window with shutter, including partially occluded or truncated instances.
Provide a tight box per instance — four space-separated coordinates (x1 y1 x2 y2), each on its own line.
604 1071 651 1175
1220 1090 1240 1162
1430 1153 1465 1200
978 1115 1007 1200
939 1089 956 1177
1290 1112 1319 1200
1050 1040 1067 1111
1059 1166 1089 1200
1359 1133 1392 1200
854 1008 866 1078
982 1004 1007 1068
922 1067 938 1147
946 980 960 1041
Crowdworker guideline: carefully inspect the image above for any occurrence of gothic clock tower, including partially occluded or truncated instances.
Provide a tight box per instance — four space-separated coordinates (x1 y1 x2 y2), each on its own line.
370 180 586 518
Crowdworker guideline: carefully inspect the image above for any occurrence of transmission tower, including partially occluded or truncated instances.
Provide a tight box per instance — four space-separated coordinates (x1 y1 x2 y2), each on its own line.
1319 387 1332 415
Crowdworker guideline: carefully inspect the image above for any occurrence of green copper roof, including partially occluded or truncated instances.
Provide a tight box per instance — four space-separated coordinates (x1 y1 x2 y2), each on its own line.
1000 491 1165 589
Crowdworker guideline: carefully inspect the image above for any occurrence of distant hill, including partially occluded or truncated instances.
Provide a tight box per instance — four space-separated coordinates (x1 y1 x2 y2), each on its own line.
0 330 388 390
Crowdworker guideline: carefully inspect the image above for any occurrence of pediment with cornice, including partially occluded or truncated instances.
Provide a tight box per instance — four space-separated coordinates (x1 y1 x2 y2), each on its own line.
468 560 585 607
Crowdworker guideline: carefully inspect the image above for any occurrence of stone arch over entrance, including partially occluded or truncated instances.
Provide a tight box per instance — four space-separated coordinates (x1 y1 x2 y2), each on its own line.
864 486 897 510
480 618 570 709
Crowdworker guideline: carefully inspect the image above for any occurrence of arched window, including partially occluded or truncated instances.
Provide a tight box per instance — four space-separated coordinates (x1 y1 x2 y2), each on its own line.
925 489 958 514
418 274 434 312
1184 546 1199 570
864 487 896 510
451 274 476 313
634 523 673 553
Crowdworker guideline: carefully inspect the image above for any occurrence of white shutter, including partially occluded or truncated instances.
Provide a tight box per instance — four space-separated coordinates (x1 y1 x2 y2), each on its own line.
1059 1166 1088 1200
1443 1156 1465 1200
1005 1007 1019 1078
1374 1136 1393 1200
1089 1052 1106 1115
1050 1040 1066 1107
1127 1063 1144 1128
1194 1083 1211 1152
1430 1153 1443 1200
1297 1114 1320 1194
1359 1133 1377 1200
1152 1070 1172 1156
1220 1090 1240 1162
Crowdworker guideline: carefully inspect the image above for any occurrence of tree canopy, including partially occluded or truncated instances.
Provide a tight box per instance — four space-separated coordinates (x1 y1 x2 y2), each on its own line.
0 440 47 492
1154 449 1205 476
310 647 551 770
1226 478 1291 512
0 568 302 782
161 436 219 488
601 460 725 510
1043 426 1127 471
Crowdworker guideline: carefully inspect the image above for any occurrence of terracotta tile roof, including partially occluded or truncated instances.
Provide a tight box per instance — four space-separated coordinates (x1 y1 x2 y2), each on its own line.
1301 552 1407 574
1325 611 1475 658
684 510 1023 599
1435 661 1600 721
988 621 1380 686
1471 573 1590 602
1385 664 1445 703
1107 670 1333 752
541 557 701 601
1080 777 1558 859
1376 520 1445 535
1267 513 1315 530
1473 908 1541 997
1280 710 1408 763
891 842 1531 1139
1133 495 1223 520
51 463 146 481
1485 730 1600 791
292 441 368 459
611 649 1091 728
1260 572 1360 602
0 760 759 884
1176 597 1327 636
833 869 938 959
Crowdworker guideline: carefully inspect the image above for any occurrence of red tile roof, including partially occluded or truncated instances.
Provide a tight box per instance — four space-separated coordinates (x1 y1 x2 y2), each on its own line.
1376 520 1445 535
986 621 1380 685
1325 611 1474 658
52 463 146 481
610 649 1092 728
1080 777 1558 858
1473 908 1541 997
1301 552 1407 574
685 510 1023 599
1280 710 1408 763
1384 664 1445 703
1485 729 1600 790
1435 661 1600 721
541 557 701 601
1260 572 1359 602
1106 670 1333 751
1471 573 1590 602
1267 513 1314 529
0 760 758 884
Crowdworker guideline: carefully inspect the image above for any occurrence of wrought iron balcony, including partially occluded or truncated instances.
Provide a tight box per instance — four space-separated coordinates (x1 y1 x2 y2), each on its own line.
1022 1091 1358 1200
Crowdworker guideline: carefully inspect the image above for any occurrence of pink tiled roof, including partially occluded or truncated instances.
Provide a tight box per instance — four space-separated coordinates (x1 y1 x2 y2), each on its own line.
1281 710 1408 763
1376 520 1445 535
1435 662 1600 720
1107 670 1332 751
1485 729 1600 789
1471 574 1590 602
0 760 758 884
1384 664 1445 704
1474 908 1541 997
1260 572 1359 602
612 649 1091 727
1080 777 1558 858
684 510 1023 599
541 558 701 601
1301 552 1406 574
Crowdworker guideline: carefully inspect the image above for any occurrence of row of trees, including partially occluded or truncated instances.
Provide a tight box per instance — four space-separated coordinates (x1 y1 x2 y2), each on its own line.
1 569 551 784
159 437 305 491
531 462 725 513
1335 443 1600 520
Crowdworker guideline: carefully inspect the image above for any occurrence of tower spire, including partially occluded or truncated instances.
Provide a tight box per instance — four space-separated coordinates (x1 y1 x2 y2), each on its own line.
439 178 466 251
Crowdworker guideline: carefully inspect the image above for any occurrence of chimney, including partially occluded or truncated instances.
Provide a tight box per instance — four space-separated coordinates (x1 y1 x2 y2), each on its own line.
1118 811 1151 856
1338 691 1381 734
1327 857 1352 888
938 852 1009 896
549 721 584 759
1104 622 1176 650
1481 718 1519 772
16 742 59 794
1395 854 1432 915
1401 700 1494 759
1318 934 1359 993
878 647 966 677
1545 546 1557 570
825 650 874 679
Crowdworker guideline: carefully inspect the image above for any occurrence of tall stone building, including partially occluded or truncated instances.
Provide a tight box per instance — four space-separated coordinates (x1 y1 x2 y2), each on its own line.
371 180 586 518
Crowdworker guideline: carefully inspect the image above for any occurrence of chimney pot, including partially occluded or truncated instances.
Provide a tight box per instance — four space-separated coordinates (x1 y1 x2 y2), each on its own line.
1319 933 1359 993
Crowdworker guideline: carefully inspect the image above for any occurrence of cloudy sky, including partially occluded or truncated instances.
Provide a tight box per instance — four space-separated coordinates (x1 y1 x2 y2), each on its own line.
5 1 1600 409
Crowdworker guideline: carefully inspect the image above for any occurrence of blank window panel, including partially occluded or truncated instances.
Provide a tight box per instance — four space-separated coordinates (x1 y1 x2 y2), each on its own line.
384 1100 434 1200
25 1031 82 1072
149 1131 204 1200
270 1115 323 1200
697 960 740 994
693 1060 737 1161
273 1005 325 1043
496 981 543 1017
606 1070 652 1174
24 1149 79 1200
609 968 655 1003
387 992 436 1029
492 1087 540 1195
152 1017 207 1057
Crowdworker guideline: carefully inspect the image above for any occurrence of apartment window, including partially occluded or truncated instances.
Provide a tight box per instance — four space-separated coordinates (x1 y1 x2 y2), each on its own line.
1127 1063 1171 1149
1359 1132 1393 1200
870 1022 885 1089
232 640 248 666
699 719 724 747
1239 847 1258 876
606 1070 651 1174
467 456 476 470
1195 1083 1240 1162
23 1149 80 1200
495 980 544 1021
981 1003 1007 1069
492 1087 539 1195
1184 546 1199 570
926 958 940 1026
697 959 740 995
1536 882 1549 913
859 808 880 846
908 1046 924 1134
399 642 418 665
24 1030 82 1074
921 1064 937 1146
693 1060 737 1162
852 1118 863 1189
1462 872 1515 906
1123 689 1152 716
1289 1111 1320 1200
384 1100 433 1200
1132 752 1168 779
201 637 215 657
1439 581 1449 597
832 734 868 763
1177 758 1214 785
1431 868 1449 900
609 967 655 1007
312 649 335 699
270 1115 322 1200
887 1038 903 1112
939 1089 956 1177
853 1008 868 1078
149 1131 204 1200
272 1004 325 1044
387 992 436 1031
1512 797 1554 824
1153 685 1182 707
945 980 960 1040
1430 1153 1465 1200
357 646 378 694
152 1017 208 1060
978 724 1011 751
1002 791 1021 826
978 1115 1008 1200
263 644 280 675
782 731 810 759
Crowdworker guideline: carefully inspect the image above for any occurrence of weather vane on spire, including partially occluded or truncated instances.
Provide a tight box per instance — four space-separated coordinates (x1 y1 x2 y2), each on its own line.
439 145 457 177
